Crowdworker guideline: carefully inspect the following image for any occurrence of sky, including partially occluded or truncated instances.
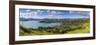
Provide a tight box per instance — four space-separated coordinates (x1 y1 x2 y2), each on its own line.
19 8 90 19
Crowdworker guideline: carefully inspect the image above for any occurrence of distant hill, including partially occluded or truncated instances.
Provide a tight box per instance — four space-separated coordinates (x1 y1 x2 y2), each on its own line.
19 17 89 23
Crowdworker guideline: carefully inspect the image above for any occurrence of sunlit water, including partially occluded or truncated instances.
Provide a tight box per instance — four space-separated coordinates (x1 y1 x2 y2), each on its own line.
20 20 61 29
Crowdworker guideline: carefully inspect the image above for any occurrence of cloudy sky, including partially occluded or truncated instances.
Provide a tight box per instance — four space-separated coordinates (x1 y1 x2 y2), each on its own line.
19 8 90 19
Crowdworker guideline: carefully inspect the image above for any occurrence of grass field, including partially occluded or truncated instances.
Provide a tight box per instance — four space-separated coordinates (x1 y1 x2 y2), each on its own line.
19 19 90 36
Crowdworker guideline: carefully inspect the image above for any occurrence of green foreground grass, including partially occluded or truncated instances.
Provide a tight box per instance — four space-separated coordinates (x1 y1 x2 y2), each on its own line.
67 23 90 34
19 19 90 36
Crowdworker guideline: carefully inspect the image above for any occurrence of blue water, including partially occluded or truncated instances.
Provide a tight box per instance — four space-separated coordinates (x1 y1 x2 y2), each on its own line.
20 20 61 29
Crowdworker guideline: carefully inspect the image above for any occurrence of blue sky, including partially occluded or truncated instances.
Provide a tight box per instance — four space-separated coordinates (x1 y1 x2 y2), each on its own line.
19 8 90 19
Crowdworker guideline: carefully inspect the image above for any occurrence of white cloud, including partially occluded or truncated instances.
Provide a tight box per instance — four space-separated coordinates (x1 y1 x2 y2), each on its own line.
51 11 57 14
26 9 31 12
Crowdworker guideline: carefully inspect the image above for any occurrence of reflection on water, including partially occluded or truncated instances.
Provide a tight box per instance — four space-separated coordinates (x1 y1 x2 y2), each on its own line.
20 20 61 29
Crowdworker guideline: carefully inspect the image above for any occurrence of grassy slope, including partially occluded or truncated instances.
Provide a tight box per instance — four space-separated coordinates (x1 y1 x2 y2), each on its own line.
19 19 90 36
66 22 90 34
